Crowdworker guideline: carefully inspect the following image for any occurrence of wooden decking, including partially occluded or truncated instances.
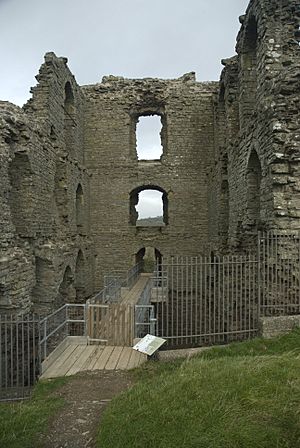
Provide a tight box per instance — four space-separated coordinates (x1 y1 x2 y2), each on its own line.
41 338 147 379
87 273 152 346
121 273 152 305
41 274 152 380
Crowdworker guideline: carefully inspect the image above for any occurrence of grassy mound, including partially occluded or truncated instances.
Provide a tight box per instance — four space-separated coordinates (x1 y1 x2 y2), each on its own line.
98 330 300 448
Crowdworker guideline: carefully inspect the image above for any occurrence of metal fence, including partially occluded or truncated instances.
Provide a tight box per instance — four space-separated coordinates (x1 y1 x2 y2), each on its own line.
151 232 300 349
90 262 142 304
2 233 300 399
259 231 300 315
0 314 40 401
154 255 259 349
40 304 85 360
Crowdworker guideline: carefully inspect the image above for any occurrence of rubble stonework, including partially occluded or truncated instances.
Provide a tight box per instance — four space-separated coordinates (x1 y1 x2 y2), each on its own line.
1 0 300 313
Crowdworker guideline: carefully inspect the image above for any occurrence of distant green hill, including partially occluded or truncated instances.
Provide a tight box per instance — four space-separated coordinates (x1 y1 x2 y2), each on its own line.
136 216 164 226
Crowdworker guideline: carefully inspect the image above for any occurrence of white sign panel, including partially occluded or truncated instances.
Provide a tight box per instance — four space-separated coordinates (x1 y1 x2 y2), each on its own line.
133 334 166 356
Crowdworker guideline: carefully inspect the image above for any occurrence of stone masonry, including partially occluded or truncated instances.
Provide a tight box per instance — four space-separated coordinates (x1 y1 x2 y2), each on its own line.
1 0 300 314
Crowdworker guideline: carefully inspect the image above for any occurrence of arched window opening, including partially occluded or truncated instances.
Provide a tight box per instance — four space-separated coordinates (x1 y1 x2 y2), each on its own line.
57 266 74 307
136 190 163 226
76 184 84 233
247 150 262 223
241 16 258 121
8 153 33 237
136 114 165 160
135 247 162 273
64 82 75 115
129 186 168 226
54 161 69 226
75 250 86 303
64 82 75 154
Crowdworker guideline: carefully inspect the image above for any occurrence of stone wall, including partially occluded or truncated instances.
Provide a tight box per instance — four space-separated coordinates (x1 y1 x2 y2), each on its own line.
82 74 217 290
260 315 300 339
0 53 94 315
210 0 300 252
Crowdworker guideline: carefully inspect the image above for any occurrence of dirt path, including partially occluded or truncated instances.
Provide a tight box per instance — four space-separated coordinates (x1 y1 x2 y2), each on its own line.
39 370 133 448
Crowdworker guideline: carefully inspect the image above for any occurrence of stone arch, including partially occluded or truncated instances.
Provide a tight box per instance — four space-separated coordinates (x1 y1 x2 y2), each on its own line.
64 81 75 154
240 15 258 122
75 250 86 303
54 160 69 226
135 246 162 273
246 150 262 223
64 81 75 115
76 183 84 233
57 265 75 306
8 153 33 237
129 185 168 226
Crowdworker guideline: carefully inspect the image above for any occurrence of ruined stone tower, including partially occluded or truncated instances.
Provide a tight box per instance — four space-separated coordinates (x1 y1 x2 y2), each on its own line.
1 0 300 314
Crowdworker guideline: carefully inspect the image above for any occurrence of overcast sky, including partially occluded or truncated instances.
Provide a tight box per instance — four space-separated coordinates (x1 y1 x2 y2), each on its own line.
0 0 249 218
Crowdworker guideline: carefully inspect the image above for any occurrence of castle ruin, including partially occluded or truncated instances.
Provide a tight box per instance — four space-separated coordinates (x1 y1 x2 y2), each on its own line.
1 0 300 315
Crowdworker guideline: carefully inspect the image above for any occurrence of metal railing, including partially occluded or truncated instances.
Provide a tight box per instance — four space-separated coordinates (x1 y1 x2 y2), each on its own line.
0 314 40 401
155 255 260 349
135 276 156 339
89 262 142 304
40 304 85 360
3 232 300 399
258 231 300 315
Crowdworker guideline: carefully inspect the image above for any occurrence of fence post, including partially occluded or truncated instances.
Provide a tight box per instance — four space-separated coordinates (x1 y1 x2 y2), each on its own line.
84 302 88 338
257 231 261 320
37 316 42 377
43 318 47 360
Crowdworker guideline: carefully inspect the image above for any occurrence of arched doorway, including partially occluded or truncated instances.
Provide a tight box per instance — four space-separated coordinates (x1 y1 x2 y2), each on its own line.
57 266 75 307
135 247 162 273
246 149 262 224
75 250 86 303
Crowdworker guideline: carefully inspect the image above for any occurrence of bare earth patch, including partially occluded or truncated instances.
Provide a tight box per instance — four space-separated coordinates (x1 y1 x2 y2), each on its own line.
39 370 133 448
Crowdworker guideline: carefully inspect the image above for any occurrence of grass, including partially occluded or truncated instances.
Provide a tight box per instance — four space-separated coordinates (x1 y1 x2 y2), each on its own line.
97 330 300 448
0 377 68 448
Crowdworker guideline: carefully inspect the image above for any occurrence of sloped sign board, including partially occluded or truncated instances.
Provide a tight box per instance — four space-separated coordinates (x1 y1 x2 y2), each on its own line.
133 334 166 356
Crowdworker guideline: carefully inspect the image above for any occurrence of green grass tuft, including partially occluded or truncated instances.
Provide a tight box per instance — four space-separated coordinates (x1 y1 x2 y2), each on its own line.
0 377 68 448
98 330 300 448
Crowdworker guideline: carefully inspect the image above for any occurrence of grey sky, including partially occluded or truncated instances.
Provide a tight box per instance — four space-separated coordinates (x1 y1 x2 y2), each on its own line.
0 0 249 218
137 116 163 160
136 191 163 219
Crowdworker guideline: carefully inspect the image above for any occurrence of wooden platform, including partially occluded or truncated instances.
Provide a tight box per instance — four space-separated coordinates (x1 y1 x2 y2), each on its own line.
87 273 152 346
41 338 147 379
121 273 152 305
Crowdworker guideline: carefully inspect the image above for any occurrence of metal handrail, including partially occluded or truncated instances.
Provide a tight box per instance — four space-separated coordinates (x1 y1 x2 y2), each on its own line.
89 262 143 305
39 303 85 360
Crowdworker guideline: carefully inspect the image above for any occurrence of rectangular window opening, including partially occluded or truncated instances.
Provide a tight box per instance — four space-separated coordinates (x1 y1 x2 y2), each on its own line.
136 115 163 160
